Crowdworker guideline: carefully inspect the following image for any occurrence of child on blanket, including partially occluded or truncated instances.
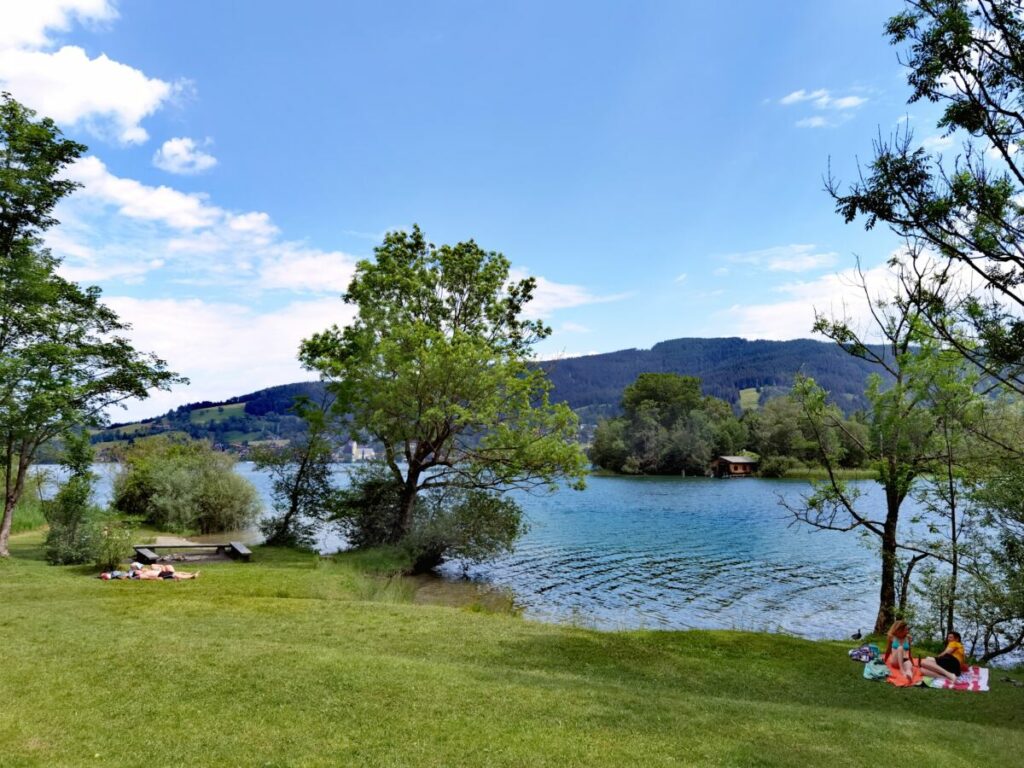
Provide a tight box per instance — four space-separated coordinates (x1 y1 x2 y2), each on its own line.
920 631 966 683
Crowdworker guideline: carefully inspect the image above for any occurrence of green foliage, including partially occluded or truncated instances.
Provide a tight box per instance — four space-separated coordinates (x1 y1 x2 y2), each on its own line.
333 463 405 548
301 226 586 556
0 93 182 556
334 463 526 573
403 489 526 574
590 373 747 475
831 0 1024 392
43 434 99 565
111 437 261 534
89 514 138 571
3 471 48 534
757 455 802 478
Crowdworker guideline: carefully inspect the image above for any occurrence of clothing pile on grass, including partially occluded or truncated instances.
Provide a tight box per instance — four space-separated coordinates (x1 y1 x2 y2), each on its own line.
848 643 989 692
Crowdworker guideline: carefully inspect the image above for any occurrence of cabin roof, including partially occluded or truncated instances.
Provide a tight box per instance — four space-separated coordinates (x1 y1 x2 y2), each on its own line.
716 455 758 464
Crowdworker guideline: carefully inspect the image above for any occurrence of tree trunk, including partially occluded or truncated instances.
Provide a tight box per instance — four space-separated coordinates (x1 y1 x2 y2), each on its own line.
875 489 901 634
0 497 14 557
0 453 30 557
392 482 418 544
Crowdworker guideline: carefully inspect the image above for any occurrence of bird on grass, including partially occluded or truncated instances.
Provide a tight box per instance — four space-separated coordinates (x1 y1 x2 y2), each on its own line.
851 629 862 641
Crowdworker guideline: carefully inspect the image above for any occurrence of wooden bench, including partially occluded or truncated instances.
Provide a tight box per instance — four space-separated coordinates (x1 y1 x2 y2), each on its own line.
133 542 253 563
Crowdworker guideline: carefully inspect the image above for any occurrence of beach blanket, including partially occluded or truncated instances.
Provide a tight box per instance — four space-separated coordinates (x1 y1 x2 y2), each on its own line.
926 665 989 692
885 658 925 687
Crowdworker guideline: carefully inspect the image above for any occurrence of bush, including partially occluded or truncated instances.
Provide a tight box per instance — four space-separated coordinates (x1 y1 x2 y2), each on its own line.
90 514 138 570
333 463 404 548
334 464 525 574
758 455 802 478
44 481 98 565
44 434 100 565
403 489 526 574
112 437 262 533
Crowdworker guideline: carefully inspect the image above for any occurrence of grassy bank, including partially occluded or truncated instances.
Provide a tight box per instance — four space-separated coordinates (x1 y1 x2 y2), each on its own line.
782 467 877 481
1 532 1021 767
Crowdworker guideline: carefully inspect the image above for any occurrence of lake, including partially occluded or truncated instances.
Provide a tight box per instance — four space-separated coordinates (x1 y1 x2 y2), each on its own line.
46 464 891 640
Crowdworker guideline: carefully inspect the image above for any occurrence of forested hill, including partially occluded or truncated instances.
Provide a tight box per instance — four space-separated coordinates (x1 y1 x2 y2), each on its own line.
95 337 880 448
539 337 881 417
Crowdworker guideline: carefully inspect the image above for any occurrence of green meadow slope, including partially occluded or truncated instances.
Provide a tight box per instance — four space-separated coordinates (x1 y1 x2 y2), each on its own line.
1 533 1021 767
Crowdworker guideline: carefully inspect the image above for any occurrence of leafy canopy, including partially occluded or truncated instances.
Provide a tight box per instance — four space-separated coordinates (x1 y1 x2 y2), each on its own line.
830 1 1024 391
0 93 182 556
301 226 586 546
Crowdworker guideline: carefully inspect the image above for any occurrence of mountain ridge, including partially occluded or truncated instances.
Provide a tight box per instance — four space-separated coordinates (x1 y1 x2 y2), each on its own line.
95 336 881 449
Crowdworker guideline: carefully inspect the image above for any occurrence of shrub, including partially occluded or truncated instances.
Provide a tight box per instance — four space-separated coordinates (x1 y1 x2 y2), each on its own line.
758 455 801 478
333 463 404 548
403 489 526 574
335 464 525 574
44 434 100 565
90 514 138 570
112 437 261 533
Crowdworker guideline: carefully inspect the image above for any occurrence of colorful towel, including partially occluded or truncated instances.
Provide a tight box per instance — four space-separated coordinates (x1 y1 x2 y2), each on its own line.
926 665 989 692
885 657 925 687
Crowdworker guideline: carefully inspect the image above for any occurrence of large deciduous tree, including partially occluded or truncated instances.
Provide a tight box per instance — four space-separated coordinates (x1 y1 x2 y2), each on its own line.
300 226 587 559
0 93 182 555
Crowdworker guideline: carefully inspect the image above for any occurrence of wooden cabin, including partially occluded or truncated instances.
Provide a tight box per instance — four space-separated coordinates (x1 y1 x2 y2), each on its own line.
710 455 758 478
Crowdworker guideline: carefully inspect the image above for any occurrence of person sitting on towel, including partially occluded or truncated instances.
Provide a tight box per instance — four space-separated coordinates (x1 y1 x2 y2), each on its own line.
920 631 966 683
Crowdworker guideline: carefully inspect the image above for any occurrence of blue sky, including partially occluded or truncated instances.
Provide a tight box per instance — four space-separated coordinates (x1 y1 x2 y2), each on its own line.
1 1 942 420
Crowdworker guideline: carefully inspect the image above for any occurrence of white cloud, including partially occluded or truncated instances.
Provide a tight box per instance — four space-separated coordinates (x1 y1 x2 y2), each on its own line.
51 156 361 293
779 88 866 110
67 156 222 228
713 262 899 341
922 134 955 152
0 1 180 144
713 248 1013 342
509 269 629 318
0 0 116 50
780 88 828 105
780 87 867 129
724 244 837 272
257 246 356 293
796 116 828 129
674 272 688 283
830 95 867 109
105 296 355 422
153 137 218 174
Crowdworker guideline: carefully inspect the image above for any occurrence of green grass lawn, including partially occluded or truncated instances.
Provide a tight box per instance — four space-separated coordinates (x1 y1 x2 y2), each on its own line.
189 403 246 425
1 531 1021 767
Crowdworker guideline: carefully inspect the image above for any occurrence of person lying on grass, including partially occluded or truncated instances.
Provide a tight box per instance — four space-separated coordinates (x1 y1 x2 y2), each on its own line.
919 631 966 683
100 563 199 581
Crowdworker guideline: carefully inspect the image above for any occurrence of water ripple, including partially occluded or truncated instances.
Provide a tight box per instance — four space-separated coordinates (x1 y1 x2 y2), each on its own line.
451 476 898 639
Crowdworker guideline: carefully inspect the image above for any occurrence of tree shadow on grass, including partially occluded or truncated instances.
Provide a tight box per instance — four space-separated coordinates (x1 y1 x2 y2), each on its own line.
480 627 1024 731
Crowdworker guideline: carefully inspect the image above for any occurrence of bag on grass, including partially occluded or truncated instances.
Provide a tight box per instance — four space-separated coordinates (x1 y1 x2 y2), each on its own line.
863 659 889 681
848 644 879 663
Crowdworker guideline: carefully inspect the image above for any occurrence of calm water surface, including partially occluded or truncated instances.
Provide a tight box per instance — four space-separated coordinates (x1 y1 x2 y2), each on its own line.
53 464 892 640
